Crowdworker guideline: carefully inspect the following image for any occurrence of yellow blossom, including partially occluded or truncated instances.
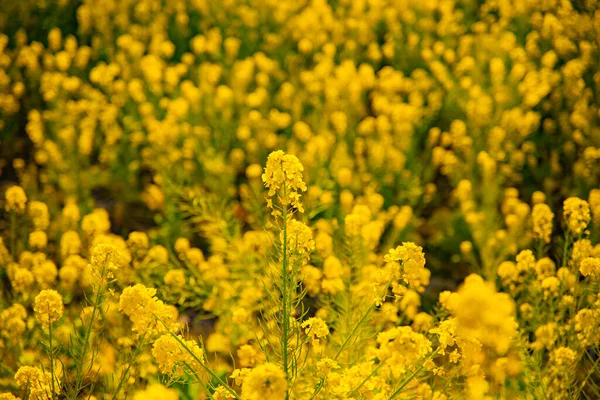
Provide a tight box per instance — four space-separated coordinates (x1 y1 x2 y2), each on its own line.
5 186 27 213
33 289 64 328
262 150 307 212
563 197 590 235
241 363 287 400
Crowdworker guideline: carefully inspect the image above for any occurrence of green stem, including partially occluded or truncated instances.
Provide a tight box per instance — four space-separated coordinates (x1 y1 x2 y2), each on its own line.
73 278 104 399
387 347 441 400
347 362 383 397
187 365 214 399
111 335 146 400
333 303 374 361
156 318 240 399
536 240 544 259
334 283 391 362
281 187 290 395
310 293 384 399
49 322 56 400
562 232 571 269
10 212 16 258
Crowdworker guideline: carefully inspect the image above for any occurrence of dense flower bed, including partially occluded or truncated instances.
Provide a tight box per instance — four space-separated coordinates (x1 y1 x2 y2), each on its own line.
0 0 599 399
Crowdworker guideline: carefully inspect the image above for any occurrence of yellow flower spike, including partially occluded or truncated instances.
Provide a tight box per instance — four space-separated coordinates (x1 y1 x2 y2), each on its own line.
262 150 307 213
532 203 554 243
132 384 179 400
563 197 591 235
4 186 27 214
241 363 287 400
451 274 517 355
15 366 60 400
384 242 430 292
152 334 204 376
33 289 64 328
301 317 329 343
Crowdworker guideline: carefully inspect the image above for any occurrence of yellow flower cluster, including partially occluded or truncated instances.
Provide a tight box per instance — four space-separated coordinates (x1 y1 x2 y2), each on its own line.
14 366 60 400
119 284 179 335
33 289 63 328
445 274 517 355
152 334 204 376
241 363 287 400
532 203 554 243
563 197 591 235
384 242 431 292
301 317 329 343
132 384 179 400
262 150 307 213
281 219 314 265
4 186 27 214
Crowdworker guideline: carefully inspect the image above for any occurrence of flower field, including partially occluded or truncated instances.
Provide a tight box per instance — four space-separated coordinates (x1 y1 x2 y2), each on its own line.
0 0 599 399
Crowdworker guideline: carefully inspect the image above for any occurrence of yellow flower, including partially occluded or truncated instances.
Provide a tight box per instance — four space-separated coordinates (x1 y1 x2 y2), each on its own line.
62 199 80 227
237 344 264 368
119 284 178 335
550 347 576 371
9 267 34 294
28 201 49 230
532 203 553 243
15 366 60 400
0 393 21 400
5 186 27 214
164 269 186 287
301 317 329 342
563 197 590 235
174 237 191 255
213 386 236 400
316 358 340 378
33 289 64 328
384 242 430 292
281 219 314 265
580 257 600 279
241 363 287 400
60 230 82 257
28 230 48 249
0 304 27 338
451 274 517 354
81 208 111 237
376 326 432 379
152 334 204 376
89 243 123 282
589 189 600 225
262 150 307 213
127 231 149 250
132 384 179 400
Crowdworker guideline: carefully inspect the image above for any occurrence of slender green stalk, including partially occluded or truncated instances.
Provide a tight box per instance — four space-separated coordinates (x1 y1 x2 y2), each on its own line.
333 302 375 360
536 240 544 259
156 318 240 399
111 334 146 400
73 274 105 399
281 185 290 395
49 322 56 400
387 347 441 400
185 364 213 400
347 362 383 397
561 232 571 269
10 212 16 258
310 296 382 399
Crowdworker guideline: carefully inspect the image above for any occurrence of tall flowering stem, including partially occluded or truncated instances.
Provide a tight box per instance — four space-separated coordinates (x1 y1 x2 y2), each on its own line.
34 289 64 400
262 150 311 397
281 184 290 384
71 244 121 399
